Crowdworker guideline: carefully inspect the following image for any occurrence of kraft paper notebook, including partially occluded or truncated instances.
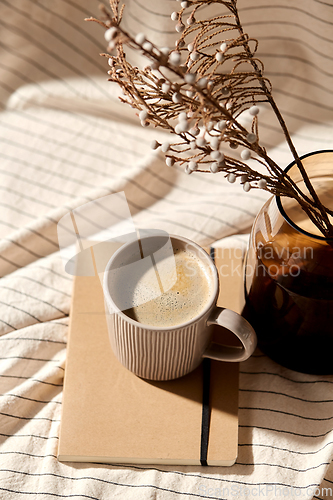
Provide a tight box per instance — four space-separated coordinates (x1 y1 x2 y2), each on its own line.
58 245 243 466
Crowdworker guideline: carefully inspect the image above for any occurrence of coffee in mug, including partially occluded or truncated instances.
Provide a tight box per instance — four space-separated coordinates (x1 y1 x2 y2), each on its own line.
103 233 257 380
123 247 213 327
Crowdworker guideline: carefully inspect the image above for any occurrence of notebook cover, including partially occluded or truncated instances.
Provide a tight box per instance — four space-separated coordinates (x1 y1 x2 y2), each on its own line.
58 245 242 466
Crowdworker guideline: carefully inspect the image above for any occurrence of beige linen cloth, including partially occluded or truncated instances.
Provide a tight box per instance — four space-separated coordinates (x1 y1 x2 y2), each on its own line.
0 0 332 498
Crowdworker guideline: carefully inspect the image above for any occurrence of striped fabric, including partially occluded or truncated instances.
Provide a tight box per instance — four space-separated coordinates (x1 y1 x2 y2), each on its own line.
0 0 332 498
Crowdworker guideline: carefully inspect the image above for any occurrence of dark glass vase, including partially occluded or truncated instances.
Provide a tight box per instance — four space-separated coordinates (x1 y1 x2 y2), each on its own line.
243 151 333 374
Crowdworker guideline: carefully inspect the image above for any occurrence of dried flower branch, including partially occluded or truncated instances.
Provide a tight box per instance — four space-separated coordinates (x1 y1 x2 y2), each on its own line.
86 0 333 237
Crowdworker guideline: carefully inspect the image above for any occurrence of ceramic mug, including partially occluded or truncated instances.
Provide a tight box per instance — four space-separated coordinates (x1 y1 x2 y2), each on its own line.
103 233 257 380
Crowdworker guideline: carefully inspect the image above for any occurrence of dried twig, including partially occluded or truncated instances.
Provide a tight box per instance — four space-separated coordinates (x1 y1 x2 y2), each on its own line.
86 0 333 237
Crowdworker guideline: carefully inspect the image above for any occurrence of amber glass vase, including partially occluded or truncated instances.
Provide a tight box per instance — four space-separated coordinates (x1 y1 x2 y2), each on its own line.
243 151 333 374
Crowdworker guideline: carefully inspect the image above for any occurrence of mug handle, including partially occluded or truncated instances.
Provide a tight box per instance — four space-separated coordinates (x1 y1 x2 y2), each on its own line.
203 307 257 362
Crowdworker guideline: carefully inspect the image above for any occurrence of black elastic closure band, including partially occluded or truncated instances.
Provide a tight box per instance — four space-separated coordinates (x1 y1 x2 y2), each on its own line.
200 247 215 467
200 357 211 466
200 244 214 466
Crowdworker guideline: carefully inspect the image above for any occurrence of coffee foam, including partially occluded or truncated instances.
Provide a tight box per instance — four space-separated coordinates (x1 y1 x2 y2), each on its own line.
123 248 213 327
